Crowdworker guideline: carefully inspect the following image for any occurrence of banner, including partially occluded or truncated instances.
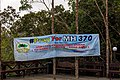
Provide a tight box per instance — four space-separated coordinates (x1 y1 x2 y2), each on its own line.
14 34 100 61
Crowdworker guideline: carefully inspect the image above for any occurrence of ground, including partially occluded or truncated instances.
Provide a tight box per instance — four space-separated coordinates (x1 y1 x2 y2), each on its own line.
4 74 120 80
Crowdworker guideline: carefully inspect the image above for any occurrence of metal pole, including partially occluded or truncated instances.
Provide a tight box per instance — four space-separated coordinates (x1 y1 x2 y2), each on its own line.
75 0 79 79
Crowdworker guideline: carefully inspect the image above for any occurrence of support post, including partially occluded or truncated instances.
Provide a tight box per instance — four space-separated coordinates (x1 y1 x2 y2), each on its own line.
75 57 79 79
53 58 56 80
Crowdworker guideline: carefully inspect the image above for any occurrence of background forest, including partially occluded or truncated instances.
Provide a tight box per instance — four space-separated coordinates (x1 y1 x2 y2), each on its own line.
0 0 120 61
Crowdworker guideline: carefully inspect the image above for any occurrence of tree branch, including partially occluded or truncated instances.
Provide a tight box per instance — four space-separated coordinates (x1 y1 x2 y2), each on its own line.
94 0 107 28
39 0 50 11
28 0 70 33
55 15 71 32
55 14 71 32
110 25 120 36
102 0 106 7
82 10 105 42
28 0 50 11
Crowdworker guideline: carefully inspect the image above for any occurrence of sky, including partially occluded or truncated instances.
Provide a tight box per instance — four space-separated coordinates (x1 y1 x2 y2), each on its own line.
1 0 69 16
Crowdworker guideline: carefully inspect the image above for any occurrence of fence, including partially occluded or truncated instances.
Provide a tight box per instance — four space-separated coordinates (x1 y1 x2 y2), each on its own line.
1 59 120 79
1 60 49 79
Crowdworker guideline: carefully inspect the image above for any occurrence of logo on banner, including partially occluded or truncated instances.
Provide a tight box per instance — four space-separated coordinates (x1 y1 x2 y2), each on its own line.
16 43 30 53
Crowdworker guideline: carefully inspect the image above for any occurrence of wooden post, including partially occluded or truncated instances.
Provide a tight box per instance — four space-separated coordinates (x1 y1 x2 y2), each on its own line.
52 0 56 80
75 57 79 79
75 0 79 79
35 63 38 74
53 58 56 80
1 64 6 79
105 0 109 77
109 39 112 63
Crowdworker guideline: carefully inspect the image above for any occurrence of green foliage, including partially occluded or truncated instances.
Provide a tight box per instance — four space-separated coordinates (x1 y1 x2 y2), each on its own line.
11 10 51 37
54 5 75 34
108 0 120 48
68 0 120 57
19 0 32 11
0 6 20 28
0 6 20 61
1 28 14 61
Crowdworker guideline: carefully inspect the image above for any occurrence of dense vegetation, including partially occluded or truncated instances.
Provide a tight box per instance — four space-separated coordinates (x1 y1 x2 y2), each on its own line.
1 0 120 61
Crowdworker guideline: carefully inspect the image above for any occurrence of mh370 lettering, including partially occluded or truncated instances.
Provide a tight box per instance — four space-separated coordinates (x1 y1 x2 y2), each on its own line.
52 35 92 41
29 35 92 43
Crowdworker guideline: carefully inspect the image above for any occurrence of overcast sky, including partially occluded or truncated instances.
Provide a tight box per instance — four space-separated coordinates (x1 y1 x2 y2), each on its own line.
1 0 69 16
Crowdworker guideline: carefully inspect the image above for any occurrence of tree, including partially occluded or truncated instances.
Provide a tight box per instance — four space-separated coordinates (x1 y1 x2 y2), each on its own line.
19 0 32 11
1 6 20 29
68 0 120 77
11 10 51 37
0 6 20 61
68 0 120 56
19 0 73 34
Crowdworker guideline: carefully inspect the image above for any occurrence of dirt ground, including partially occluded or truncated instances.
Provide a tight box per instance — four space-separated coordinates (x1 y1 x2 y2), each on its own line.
4 74 120 80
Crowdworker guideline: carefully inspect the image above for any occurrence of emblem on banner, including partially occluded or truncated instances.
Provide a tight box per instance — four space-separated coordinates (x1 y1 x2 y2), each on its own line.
16 43 30 53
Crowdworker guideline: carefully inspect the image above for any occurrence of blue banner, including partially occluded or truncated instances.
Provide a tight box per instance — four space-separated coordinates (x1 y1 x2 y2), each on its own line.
14 34 100 61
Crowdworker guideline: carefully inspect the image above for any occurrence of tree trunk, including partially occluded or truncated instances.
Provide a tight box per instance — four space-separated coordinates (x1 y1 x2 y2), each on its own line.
109 39 113 63
105 0 109 77
0 20 1 79
52 0 54 34
52 0 56 80
75 0 79 79
0 17 2 79
76 0 79 34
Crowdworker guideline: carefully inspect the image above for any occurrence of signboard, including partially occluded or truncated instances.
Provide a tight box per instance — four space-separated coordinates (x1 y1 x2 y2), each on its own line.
14 34 100 61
